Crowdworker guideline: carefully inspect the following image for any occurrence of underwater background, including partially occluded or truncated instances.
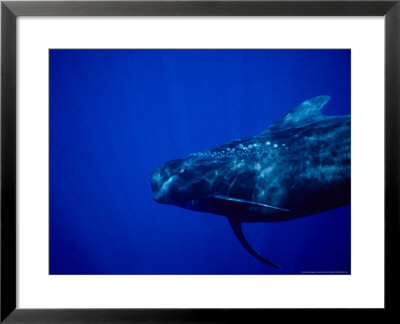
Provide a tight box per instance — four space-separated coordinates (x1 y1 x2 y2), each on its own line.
50 49 351 275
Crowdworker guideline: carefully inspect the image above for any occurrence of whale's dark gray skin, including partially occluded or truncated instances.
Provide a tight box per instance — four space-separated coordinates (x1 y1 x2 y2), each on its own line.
150 96 350 268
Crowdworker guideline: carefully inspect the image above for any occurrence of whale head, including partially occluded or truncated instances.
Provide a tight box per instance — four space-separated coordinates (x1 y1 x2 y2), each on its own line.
150 157 218 209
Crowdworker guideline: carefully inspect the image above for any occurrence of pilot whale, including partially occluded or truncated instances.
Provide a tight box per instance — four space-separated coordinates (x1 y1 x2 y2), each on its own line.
150 96 350 268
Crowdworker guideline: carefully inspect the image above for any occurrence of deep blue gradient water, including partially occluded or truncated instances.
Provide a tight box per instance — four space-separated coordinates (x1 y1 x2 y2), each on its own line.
50 49 351 275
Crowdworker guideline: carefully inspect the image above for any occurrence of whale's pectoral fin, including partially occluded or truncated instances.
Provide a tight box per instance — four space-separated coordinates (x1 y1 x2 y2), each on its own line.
213 195 290 212
228 217 281 269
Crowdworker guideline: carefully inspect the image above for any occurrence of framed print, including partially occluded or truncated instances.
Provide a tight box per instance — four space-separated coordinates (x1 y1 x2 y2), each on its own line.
49 48 351 275
1 0 399 322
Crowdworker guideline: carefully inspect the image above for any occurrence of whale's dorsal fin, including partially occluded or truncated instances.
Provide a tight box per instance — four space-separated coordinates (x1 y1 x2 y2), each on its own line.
228 217 280 268
280 95 331 125
261 95 331 134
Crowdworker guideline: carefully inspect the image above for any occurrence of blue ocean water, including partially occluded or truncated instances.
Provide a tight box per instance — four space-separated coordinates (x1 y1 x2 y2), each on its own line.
49 49 351 275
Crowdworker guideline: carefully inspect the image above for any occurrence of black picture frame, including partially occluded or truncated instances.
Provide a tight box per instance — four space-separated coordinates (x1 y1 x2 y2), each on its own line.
1 0 399 322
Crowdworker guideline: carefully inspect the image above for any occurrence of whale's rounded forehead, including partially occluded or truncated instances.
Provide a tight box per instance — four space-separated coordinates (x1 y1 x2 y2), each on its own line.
164 158 185 170
150 158 185 186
